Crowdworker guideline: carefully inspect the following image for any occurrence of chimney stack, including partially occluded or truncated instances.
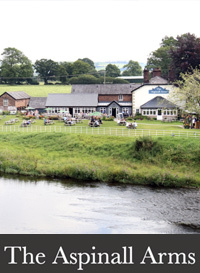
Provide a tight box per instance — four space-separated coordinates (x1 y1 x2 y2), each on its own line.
152 67 161 78
143 68 149 83
168 66 175 83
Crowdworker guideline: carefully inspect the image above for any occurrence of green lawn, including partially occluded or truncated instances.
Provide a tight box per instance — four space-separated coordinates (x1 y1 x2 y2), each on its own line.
0 114 198 138
0 84 72 97
0 115 184 130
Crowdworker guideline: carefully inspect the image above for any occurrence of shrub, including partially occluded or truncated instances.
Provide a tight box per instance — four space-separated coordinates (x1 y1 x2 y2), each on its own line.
105 116 114 121
126 116 133 121
24 115 36 120
2 111 10 115
49 115 59 120
134 136 163 160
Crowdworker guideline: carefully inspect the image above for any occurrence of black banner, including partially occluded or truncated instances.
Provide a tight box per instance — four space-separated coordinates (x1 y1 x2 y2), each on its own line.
0 235 199 273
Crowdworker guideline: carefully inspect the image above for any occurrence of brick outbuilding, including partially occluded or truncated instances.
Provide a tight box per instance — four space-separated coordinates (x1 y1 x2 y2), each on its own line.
0 91 30 112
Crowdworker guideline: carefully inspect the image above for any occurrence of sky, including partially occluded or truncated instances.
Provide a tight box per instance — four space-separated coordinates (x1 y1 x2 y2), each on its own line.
0 0 200 66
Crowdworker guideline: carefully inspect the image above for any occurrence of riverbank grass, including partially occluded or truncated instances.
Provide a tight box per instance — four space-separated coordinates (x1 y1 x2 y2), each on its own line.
0 133 199 187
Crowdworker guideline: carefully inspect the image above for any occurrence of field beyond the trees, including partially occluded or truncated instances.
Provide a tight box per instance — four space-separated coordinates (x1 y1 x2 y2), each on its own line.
0 84 72 97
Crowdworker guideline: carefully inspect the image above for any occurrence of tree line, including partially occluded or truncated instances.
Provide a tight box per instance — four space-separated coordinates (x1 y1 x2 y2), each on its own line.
1 32 200 85
0 48 142 85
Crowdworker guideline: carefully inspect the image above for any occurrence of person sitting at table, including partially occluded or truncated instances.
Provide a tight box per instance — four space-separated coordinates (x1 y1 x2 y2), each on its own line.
94 120 99 127
99 117 103 124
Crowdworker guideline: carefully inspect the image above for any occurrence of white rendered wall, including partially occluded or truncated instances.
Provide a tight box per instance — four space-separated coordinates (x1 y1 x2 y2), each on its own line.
132 84 175 115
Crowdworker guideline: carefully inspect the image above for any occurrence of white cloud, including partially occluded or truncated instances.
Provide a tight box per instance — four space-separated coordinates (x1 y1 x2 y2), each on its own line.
0 0 200 65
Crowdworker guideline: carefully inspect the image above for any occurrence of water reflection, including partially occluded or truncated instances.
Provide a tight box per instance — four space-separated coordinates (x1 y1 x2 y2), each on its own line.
0 175 199 234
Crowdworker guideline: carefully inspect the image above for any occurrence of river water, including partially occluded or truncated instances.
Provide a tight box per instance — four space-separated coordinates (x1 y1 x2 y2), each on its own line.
0 175 199 234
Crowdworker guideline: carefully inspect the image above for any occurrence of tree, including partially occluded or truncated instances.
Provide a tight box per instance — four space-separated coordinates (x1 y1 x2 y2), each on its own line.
71 60 92 76
105 64 121 77
169 68 200 116
113 78 129 84
57 64 69 84
146 36 177 79
69 74 100 84
34 59 59 84
59 62 73 76
78 58 95 69
122 60 142 76
170 33 200 80
0 47 33 84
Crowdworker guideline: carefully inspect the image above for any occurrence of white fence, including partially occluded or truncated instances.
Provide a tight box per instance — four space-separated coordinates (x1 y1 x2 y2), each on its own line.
0 125 200 138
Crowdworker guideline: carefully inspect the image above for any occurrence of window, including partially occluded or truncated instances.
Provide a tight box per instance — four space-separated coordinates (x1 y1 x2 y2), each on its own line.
122 108 129 114
3 99 8 106
143 109 157 116
100 107 106 113
118 95 123 101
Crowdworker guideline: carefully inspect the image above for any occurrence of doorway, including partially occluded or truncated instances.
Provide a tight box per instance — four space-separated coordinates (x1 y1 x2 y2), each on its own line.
69 108 73 116
112 108 116 117
157 109 162 120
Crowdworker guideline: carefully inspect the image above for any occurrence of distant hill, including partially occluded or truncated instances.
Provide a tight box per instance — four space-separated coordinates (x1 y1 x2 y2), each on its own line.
95 61 146 72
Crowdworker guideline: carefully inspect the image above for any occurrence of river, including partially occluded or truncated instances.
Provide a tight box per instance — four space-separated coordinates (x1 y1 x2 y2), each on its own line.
0 175 199 234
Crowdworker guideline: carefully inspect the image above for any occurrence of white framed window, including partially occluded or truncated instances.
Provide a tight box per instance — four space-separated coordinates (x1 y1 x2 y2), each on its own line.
142 109 157 116
3 99 8 106
118 95 123 101
100 107 106 113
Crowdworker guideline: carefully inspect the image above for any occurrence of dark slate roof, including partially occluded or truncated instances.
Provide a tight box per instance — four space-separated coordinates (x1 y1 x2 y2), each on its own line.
28 97 47 109
149 76 168 84
71 84 142 94
141 96 178 109
46 93 98 107
6 91 30 100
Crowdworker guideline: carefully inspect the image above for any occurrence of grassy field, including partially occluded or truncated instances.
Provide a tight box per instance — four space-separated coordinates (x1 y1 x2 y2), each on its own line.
0 84 72 97
0 115 200 188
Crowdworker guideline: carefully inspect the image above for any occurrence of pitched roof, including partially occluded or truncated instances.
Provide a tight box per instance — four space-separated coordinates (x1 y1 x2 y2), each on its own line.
5 91 30 100
149 76 168 84
28 97 47 109
46 93 98 107
71 84 142 94
97 101 132 107
141 96 178 109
